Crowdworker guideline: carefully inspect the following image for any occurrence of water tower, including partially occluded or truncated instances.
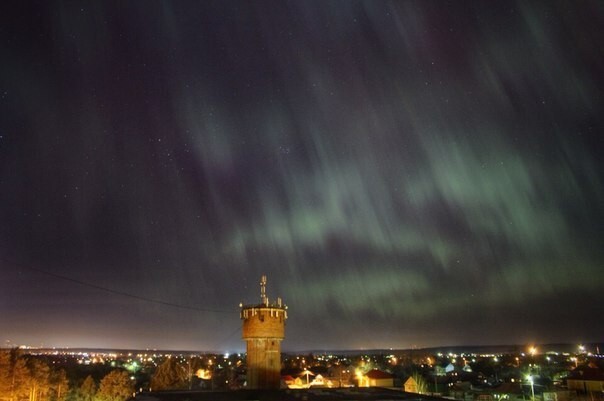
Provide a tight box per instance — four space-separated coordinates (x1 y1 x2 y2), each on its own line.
240 275 287 389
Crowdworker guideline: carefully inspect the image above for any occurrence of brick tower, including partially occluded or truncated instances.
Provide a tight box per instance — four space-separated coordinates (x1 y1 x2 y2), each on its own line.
240 275 287 389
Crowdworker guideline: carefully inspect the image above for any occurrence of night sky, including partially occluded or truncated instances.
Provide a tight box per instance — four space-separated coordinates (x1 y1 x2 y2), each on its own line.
1 1 603 352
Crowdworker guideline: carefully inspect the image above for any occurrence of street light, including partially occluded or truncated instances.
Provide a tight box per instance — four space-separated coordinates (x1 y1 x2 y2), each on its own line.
526 375 535 401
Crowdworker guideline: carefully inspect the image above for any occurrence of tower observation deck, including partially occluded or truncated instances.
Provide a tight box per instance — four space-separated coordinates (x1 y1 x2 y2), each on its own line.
240 275 287 389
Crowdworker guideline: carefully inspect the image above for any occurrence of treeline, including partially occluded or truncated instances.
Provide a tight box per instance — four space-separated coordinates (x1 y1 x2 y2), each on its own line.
0 351 133 401
148 356 237 391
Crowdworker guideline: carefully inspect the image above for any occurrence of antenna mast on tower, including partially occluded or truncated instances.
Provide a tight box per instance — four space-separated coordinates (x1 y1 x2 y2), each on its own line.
260 275 268 305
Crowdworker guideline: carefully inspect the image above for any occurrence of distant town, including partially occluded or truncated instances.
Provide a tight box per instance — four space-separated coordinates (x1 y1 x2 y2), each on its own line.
1 342 602 401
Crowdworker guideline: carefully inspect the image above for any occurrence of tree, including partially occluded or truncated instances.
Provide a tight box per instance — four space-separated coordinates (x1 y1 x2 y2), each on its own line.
95 370 132 401
11 358 32 401
150 358 188 391
49 369 69 401
411 371 428 394
0 351 11 399
1 354 72 401
28 358 51 401
75 375 97 401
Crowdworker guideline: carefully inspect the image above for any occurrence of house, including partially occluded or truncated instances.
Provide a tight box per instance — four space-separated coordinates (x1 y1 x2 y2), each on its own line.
404 376 418 393
282 375 296 387
491 382 524 401
358 369 394 388
310 374 329 387
543 390 575 401
566 366 604 393
449 381 471 400
436 363 456 376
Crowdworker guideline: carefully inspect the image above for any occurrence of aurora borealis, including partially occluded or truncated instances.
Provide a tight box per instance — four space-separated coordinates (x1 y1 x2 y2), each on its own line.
1 1 602 351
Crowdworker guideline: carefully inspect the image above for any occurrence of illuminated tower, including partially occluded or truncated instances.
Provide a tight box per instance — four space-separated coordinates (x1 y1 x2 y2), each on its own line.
240 275 287 389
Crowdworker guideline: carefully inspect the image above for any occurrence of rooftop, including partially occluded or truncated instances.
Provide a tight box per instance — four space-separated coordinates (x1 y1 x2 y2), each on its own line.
365 369 395 379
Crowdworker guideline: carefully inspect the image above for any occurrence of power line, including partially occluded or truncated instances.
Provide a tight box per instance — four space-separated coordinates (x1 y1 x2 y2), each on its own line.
4 259 234 314
209 323 243 352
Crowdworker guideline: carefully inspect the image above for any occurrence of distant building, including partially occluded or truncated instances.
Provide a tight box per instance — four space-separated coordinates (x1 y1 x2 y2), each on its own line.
240 276 288 389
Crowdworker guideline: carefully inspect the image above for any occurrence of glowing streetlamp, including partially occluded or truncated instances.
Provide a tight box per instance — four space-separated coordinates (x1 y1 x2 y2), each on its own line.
526 375 535 401
355 369 366 387
301 369 314 386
